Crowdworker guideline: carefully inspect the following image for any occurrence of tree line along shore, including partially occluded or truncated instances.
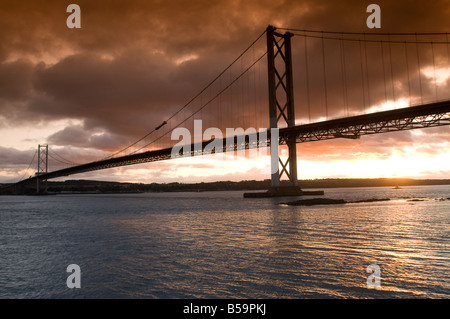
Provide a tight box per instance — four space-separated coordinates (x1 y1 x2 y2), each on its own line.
1 178 450 195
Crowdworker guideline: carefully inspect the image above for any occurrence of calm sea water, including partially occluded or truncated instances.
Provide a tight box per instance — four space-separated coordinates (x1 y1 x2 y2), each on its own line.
0 185 448 299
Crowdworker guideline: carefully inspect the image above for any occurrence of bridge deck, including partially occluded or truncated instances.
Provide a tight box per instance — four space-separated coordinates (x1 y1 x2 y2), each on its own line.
17 100 450 183
280 99 450 143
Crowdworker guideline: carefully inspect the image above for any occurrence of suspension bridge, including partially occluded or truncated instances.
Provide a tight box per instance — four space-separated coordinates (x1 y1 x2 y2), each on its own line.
6 26 450 195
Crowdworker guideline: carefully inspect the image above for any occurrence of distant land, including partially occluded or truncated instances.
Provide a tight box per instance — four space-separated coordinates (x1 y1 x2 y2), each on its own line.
1 178 450 195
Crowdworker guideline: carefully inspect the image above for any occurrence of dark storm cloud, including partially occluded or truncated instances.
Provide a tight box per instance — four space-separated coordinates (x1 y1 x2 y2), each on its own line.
0 60 34 101
1 0 449 158
27 48 237 141
0 60 35 126
0 146 36 167
47 124 132 151
0 0 305 62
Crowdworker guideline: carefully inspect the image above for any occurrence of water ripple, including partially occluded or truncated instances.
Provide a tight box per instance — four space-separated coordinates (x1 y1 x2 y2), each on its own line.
0 185 448 298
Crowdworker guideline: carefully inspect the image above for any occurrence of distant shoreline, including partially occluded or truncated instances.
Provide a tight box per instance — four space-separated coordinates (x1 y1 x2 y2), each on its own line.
1 178 450 195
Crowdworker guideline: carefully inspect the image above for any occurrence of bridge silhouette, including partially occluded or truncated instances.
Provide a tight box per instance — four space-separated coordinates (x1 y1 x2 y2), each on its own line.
9 26 450 195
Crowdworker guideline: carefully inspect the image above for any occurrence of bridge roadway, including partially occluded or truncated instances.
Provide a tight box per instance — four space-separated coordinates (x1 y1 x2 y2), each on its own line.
18 100 450 184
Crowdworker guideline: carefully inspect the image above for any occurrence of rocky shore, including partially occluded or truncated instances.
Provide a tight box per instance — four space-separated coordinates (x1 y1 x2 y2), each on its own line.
281 197 391 206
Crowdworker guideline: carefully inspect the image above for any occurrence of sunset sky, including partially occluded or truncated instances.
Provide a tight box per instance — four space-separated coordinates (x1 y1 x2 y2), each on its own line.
1 0 449 184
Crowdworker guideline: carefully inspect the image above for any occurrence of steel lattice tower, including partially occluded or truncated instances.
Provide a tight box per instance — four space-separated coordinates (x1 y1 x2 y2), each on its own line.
36 144 48 193
266 25 299 189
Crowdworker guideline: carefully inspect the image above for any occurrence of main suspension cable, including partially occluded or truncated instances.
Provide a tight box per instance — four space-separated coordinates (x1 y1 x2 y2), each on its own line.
102 30 267 160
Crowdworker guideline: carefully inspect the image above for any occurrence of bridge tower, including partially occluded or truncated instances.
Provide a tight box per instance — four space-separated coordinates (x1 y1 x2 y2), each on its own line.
266 25 301 194
36 144 48 193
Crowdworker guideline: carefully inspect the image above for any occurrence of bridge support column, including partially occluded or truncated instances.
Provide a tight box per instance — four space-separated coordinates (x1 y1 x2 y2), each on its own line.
36 144 48 194
266 25 299 193
244 26 324 197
